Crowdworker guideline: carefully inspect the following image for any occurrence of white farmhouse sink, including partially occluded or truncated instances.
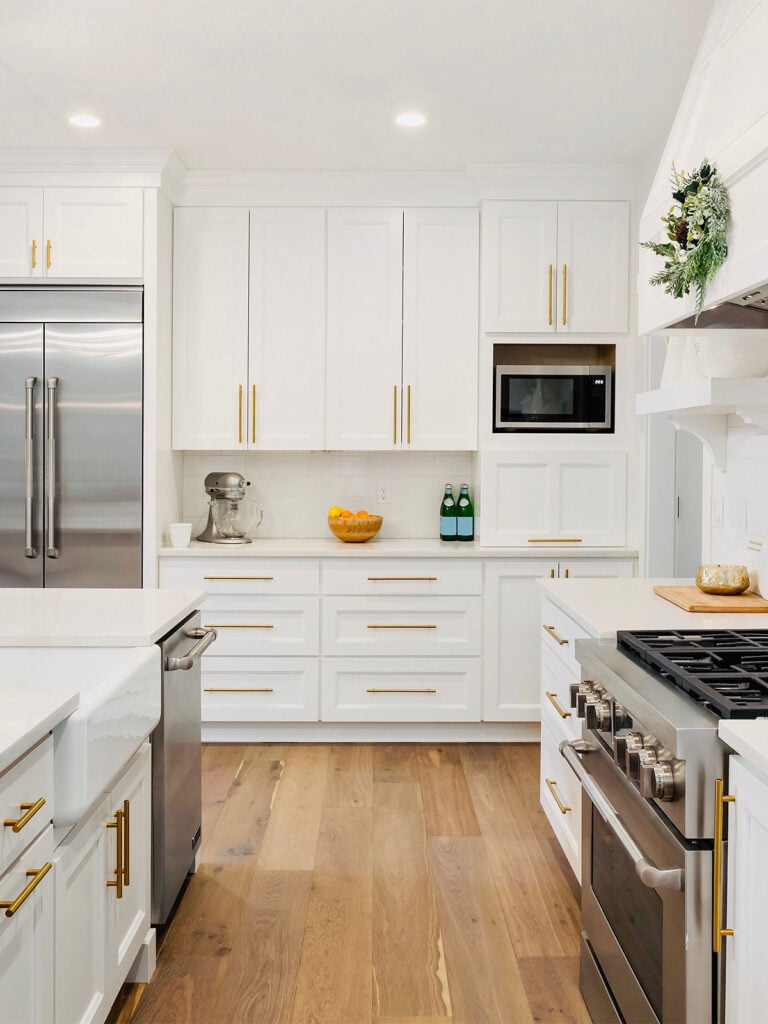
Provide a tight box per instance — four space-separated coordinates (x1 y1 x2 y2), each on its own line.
0 645 160 825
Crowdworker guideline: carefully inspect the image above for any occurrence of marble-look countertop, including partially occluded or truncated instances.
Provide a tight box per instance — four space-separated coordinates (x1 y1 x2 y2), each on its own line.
0 688 79 775
719 720 768 782
0 588 207 646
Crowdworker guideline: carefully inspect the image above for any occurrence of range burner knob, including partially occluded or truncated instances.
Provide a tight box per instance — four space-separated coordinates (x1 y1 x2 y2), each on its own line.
624 734 646 780
585 699 612 732
613 704 632 731
569 681 592 710
614 731 643 767
650 761 676 802
637 749 659 795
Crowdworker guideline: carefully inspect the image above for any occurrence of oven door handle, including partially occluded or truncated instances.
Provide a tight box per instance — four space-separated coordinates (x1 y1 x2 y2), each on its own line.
560 740 684 893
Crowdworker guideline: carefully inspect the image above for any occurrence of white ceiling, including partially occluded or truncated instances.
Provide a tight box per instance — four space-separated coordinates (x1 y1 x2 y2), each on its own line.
0 1 713 172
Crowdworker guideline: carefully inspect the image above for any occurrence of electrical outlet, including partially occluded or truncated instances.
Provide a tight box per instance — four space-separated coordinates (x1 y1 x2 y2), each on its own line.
376 482 390 505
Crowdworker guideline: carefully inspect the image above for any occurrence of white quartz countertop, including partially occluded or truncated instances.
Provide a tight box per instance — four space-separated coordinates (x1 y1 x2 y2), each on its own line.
160 538 639 560
0 688 79 775
539 577 768 639
0 588 207 646
719 720 768 782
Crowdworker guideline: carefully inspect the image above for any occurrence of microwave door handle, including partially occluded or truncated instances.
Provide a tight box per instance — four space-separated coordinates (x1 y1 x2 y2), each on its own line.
560 740 684 893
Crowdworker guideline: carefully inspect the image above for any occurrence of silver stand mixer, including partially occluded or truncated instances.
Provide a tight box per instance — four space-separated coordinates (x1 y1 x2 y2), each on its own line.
196 472 258 544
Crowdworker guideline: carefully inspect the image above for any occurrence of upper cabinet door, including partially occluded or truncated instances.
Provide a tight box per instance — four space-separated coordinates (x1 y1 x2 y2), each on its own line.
0 189 43 279
326 209 403 450
43 188 143 278
556 201 629 334
173 208 250 450
403 209 479 450
481 201 557 333
248 209 326 450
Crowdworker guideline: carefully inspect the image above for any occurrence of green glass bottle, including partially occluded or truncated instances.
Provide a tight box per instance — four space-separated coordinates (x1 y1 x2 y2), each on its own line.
456 483 474 541
439 484 457 541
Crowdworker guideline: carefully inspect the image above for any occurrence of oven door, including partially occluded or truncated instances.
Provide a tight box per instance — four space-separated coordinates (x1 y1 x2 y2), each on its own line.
561 739 713 1024
494 365 612 432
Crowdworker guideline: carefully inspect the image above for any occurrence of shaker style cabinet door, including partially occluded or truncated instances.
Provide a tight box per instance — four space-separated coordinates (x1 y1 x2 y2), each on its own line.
248 209 326 450
325 208 404 450
402 208 479 450
42 188 143 278
173 208 250 449
0 188 43 279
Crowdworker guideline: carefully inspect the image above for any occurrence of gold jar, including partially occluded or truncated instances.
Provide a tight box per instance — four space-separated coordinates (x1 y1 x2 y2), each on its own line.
695 564 750 595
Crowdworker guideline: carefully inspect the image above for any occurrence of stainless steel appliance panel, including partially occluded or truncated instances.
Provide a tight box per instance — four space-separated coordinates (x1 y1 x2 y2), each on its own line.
0 286 143 323
43 322 142 588
0 326 44 587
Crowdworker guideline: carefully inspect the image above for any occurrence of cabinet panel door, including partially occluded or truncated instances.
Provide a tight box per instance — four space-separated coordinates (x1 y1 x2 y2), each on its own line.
172 208 250 449
0 188 43 278
479 452 553 546
326 209 403 450
482 560 553 721
554 452 627 546
402 209 479 450
249 209 326 449
556 201 629 333
481 201 557 332
43 188 143 278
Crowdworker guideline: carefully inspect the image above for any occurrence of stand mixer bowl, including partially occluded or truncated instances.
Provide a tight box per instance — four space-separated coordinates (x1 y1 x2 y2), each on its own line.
196 471 262 544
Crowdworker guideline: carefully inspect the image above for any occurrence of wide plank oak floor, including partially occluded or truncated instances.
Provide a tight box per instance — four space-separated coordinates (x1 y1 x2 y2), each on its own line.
113 743 588 1024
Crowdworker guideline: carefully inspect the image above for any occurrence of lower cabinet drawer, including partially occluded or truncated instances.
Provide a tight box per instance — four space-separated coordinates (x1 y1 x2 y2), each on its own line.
0 735 54 876
540 643 583 744
540 596 588 677
540 719 581 880
321 657 482 722
202 657 319 722
200 595 319 655
322 596 482 656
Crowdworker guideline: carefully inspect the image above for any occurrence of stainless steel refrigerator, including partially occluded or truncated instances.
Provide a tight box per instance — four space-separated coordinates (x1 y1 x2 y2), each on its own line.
0 287 142 588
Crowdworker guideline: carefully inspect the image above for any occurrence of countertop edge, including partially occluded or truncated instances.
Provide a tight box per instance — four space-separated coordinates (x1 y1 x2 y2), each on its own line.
719 720 768 784
0 691 79 775
159 541 640 560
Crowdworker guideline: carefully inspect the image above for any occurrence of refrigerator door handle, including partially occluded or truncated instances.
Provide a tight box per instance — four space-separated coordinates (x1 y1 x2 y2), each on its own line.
46 377 60 559
24 377 37 558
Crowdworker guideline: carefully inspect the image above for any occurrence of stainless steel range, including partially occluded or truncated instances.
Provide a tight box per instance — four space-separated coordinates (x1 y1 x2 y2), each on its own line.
562 628 768 1024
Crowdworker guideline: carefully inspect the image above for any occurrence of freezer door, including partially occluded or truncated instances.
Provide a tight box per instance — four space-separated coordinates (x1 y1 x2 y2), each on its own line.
0 325 44 587
43 322 142 587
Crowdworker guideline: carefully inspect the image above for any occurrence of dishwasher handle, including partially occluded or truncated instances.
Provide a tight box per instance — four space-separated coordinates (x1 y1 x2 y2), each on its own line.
164 627 217 672
559 739 684 893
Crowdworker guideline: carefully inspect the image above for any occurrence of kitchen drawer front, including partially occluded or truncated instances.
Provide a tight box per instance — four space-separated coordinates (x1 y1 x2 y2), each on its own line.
321 560 482 596
540 643 583 744
540 719 581 879
0 735 54 876
202 657 319 722
540 596 588 675
201 595 319 655
159 557 319 595
322 657 481 722
322 596 482 656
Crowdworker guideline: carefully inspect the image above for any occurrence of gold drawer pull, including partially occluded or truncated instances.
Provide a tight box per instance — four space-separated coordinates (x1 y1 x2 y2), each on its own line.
4 797 46 834
543 624 568 646
713 778 736 952
367 576 438 582
545 691 572 719
46 239 52 270
204 623 274 629
367 624 437 629
0 862 52 917
366 688 437 694
204 687 274 693
31 239 38 270
203 575 274 581
106 808 124 899
528 537 582 543
123 799 130 887
545 778 571 815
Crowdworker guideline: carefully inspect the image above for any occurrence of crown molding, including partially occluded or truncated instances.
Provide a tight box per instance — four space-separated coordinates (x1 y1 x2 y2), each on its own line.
0 148 176 187
467 162 642 201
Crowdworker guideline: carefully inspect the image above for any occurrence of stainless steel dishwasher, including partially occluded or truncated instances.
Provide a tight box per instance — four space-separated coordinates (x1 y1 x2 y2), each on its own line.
152 611 217 924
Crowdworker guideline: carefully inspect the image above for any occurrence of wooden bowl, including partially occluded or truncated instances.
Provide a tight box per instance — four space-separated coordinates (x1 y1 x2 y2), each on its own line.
328 515 383 543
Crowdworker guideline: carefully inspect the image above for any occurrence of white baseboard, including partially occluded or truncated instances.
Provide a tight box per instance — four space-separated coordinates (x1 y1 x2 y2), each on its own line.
126 928 156 985
201 721 540 743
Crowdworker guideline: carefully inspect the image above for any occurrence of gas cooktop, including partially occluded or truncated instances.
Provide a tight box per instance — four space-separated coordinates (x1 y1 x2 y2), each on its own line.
617 628 768 719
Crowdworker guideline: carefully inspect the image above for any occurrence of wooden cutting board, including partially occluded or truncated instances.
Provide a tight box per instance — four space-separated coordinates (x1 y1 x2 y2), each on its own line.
653 585 768 613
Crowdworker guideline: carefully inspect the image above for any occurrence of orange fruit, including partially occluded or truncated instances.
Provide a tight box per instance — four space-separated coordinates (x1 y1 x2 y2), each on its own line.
340 509 353 518
355 510 369 518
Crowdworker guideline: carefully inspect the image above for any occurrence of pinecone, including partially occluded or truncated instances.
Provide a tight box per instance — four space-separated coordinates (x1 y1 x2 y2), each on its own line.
674 219 689 249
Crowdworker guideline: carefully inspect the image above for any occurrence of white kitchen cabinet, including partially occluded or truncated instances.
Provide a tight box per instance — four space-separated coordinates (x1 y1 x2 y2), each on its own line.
0 188 143 281
482 200 629 334
202 657 319 723
480 450 627 547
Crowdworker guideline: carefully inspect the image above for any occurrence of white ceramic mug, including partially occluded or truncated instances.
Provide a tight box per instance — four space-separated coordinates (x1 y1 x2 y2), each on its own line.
169 522 192 548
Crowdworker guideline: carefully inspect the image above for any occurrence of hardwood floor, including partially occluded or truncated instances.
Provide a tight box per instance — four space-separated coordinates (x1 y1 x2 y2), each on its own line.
114 743 589 1024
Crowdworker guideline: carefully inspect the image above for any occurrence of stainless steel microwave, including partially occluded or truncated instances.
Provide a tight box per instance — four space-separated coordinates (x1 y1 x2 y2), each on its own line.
494 364 613 432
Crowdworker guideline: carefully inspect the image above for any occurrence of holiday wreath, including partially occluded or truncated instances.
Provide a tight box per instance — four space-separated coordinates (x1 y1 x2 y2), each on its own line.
641 159 730 320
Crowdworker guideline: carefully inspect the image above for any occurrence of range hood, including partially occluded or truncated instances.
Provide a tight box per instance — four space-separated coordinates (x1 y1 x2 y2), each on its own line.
667 284 768 330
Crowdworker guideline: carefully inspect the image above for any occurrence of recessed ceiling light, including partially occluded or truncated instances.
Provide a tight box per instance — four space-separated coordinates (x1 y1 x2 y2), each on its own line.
395 111 426 128
68 113 101 128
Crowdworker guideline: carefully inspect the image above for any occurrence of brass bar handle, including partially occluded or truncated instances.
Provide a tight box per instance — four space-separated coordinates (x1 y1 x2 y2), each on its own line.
24 377 37 558
562 264 567 325
31 239 37 270
204 623 274 629
204 575 274 581
545 778 571 814
367 624 437 629
46 239 52 270
4 797 46 834
204 687 275 693
238 384 243 445
123 799 130 887
543 624 568 646
367 576 437 582
106 809 124 899
549 569 555 579
528 537 582 544
393 384 398 445
251 384 256 445
366 688 437 694
546 691 572 719
547 264 553 325
46 377 59 559
407 385 412 445
0 862 52 917
564 568 570 579
713 778 736 953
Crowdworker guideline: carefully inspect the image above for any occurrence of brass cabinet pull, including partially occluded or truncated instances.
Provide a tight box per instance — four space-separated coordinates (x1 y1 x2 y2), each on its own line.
713 778 736 952
528 537 583 543
0 862 52 918
393 384 398 444
564 568 570 579
549 569 555 579
251 384 256 444
562 264 567 325
31 239 37 270
204 623 274 629
4 797 46 834
46 239 52 270
367 623 437 629
407 385 412 445
122 799 130 887
547 264 553 325
367 576 437 582
543 624 568 646
545 691 572 719
545 778 571 814
238 384 243 444
203 575 274 581
106 808 124 899
366 688 437 694
204 687 274 693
